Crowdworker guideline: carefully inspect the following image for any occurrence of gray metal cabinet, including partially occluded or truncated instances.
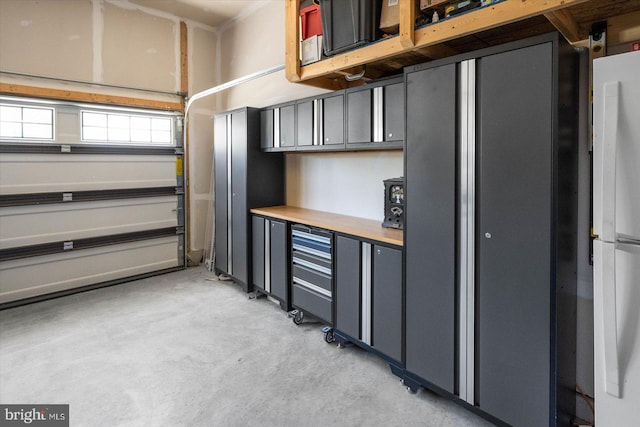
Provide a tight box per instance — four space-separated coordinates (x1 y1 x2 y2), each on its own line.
260 102 295 151
213 107 285 292
260 109 273 150
321 93 345 147
335 236 360 339
474 40 577 427
252 215 288 309
372 244 402 362
346 77 404 149
334 235 402 363
214 115 228 275
294 92 346 152
296 99 314 148
403 33 578 426
252 215 266 291
405 62 457 394
269 220 287 303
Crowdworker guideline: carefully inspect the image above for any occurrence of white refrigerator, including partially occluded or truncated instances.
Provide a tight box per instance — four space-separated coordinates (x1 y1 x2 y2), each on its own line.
593 50 640 426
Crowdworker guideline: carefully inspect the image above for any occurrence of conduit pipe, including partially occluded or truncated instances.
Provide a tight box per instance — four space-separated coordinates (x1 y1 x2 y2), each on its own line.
182 63 285 269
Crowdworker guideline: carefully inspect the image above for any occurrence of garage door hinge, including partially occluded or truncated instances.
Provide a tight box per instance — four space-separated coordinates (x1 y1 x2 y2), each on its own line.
61 145 71 153
176 226 185 235
63 241 74 250
62 193 73 202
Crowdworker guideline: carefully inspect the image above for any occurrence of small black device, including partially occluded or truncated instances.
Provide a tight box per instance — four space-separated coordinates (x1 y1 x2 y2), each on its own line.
383 177 404 230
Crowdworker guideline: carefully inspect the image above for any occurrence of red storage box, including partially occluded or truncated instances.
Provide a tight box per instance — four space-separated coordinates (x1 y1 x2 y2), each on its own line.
300 4 322 39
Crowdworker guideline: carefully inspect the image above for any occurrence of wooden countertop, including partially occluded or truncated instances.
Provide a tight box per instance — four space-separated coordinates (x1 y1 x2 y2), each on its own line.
250 206 403 247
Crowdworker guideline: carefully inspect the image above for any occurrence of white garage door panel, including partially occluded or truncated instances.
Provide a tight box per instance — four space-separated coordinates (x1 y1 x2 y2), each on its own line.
0 153 178 195
0 236 179 304
0 196 179 249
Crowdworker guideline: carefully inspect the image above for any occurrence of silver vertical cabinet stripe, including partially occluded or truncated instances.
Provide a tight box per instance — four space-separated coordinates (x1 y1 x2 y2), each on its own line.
458 59 476 405
313 99 320 146
273 108 281 148
265 219 271 293
226 114 233 275
373 86 384 142
361 242 372 345
318 99 325 145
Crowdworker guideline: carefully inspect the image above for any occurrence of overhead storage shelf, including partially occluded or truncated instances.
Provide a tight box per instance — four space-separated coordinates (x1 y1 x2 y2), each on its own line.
285 0 640 89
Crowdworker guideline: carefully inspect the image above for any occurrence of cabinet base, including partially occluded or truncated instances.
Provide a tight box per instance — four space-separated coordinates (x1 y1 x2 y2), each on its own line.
401 370 510 427
212 269 251 293
333 329 404 381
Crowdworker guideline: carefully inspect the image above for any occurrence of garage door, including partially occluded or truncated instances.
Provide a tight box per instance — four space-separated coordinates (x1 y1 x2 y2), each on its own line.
0 97 185 307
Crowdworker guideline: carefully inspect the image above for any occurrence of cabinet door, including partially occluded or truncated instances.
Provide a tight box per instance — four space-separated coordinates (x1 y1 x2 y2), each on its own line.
260 109 273 149
270 220 287 302
322 94 344 146
476 42 553 427
335 236 361 339
405 62 457 393
346 89 372 145
231 111 248 284
383 82 404 142
372 245 402 362
213 114 228 273
279 105 295 148
252 216 265 290
296 100 314 148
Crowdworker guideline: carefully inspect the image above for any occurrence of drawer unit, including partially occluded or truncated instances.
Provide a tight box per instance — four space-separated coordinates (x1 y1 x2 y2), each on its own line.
291 224 333 324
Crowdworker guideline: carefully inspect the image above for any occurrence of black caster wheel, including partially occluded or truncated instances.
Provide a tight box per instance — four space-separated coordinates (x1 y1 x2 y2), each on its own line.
406 386 417 394
293 310 304 325
322 327 335 344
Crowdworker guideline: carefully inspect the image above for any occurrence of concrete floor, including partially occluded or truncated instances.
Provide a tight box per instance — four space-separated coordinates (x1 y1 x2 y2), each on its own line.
0 267 493 427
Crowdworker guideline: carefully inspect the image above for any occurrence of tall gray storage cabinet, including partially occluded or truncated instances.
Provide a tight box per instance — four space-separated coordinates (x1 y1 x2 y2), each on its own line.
404 33 578 426
214 107 284 291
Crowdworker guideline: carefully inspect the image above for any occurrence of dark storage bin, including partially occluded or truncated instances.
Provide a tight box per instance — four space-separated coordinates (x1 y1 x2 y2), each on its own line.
319 0 382 56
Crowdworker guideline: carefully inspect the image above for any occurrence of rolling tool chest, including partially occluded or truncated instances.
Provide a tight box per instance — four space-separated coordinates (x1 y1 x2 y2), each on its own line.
290 224 333 324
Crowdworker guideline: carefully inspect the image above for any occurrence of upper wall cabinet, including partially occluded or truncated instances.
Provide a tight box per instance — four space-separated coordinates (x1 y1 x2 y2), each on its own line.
296 91 345 151
346 76 404 150
261 101 296 152
261 91 346 153
259 77 407 153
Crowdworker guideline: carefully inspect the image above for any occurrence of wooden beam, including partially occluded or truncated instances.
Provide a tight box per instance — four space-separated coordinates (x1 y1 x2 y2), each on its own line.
413 0 591 47
607 10 640 47
285 0 302 82
179 21 190 258
545 9 583 43
413 43 460 60
297 0 591 82
399 0 416 48
0 83 184 111
180 21 188 96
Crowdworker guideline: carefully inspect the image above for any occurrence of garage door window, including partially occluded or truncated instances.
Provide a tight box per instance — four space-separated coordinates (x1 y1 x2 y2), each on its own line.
81 111 172 145
0 104 54 140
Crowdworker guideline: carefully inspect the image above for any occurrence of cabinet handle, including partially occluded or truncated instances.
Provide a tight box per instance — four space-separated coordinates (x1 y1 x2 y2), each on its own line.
376 249 381 255
485 232 491 239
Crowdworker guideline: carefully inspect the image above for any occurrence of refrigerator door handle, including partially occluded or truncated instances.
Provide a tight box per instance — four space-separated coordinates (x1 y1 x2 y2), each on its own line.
600 81 620 243
598 240 621 397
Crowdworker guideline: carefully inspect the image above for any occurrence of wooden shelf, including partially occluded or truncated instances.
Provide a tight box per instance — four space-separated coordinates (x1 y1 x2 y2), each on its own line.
250 206 404 246
286 0 640 89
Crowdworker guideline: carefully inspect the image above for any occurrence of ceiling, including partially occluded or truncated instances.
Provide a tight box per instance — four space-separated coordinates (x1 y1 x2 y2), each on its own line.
127 0 271 28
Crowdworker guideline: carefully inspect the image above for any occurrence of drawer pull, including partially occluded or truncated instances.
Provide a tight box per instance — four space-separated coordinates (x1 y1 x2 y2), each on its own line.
293 277 332 298
292 256 332 275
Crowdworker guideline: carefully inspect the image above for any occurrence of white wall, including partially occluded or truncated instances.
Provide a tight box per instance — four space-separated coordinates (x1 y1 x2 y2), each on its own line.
218 1 403 222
